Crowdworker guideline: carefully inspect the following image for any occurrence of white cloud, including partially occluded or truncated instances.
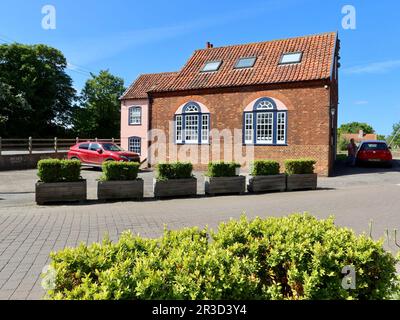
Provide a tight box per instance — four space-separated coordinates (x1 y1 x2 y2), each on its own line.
343 60 400 74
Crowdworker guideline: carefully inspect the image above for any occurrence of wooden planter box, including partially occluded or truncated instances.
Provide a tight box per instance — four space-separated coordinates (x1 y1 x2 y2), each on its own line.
205 176 246 196
97 179 143 201
153 178 197 198
247 174 286 193
286 173 317 191
36 180 87 205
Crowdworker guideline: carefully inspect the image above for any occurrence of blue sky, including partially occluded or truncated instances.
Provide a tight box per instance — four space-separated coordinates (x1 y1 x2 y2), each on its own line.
1 0 399 135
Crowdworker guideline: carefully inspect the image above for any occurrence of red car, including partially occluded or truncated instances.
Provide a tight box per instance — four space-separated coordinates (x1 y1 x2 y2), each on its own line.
67 142 140 166
356 140 392 167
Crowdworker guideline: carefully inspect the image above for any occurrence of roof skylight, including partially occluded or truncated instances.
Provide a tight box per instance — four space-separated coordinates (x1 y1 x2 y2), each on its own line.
279 52 303 65
234 57 256 69
201 61 222 72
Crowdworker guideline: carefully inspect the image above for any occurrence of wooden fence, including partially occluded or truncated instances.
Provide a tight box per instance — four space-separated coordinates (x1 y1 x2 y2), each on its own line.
0 137 121 155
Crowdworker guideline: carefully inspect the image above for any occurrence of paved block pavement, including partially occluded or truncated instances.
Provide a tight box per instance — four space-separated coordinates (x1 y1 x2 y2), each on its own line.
1 162 400 299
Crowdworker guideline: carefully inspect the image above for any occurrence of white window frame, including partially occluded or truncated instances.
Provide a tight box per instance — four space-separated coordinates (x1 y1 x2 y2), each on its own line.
128 106 141 125
175 115 183 144
244 113 253 144
201 114 209 143
184 114 199 144
276 112 286 145
128 137 141 154
256 112 274 144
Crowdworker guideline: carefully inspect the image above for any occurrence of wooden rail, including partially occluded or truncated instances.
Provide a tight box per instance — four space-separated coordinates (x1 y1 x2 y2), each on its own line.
0 137 120 155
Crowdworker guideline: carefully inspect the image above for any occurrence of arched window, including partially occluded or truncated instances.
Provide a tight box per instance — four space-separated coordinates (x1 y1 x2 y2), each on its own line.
128 106 141 125
243 97 287 145
175 102 209 144
128 136 141 154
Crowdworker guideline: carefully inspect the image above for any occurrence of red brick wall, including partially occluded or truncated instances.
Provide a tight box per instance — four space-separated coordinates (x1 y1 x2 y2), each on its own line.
150 82 333 176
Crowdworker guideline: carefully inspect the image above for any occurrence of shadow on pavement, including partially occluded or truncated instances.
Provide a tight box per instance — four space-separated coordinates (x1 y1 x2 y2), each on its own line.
333 159 400 177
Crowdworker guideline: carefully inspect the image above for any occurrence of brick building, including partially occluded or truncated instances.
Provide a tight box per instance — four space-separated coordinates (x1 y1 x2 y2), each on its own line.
121 32 340 176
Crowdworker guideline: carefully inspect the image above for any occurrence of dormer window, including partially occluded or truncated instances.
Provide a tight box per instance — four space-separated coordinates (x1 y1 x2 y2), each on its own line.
234 57 256 69
279 52 303 65
201 61 222 72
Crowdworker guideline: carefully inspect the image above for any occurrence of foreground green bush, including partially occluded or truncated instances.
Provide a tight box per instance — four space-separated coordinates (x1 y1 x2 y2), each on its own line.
250 160 280 176
45 214 399 300
38 159 81 183
156 162 193 181
101 161 140 181
285 159 316 175
206 162 241 177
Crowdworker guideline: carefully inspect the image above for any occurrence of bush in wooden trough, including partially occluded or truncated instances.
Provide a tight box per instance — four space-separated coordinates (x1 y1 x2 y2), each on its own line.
153 162 196 198
97 161 143 201
285 159 317 191
205 162 245 196
247 160 286 193
36 159 86 205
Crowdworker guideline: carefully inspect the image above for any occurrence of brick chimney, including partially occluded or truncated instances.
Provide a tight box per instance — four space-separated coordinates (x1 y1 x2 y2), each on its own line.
206 41 214 49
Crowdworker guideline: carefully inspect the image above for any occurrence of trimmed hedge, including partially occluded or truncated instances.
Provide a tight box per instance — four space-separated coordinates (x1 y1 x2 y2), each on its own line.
101 161 140 181
285 159 316 175
156 162 193 181
206 162 241 177
37 159 81 183
45 213 400 300
250 160 280 176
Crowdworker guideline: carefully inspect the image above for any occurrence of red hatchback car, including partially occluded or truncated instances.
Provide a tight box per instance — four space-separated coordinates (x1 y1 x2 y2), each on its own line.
356 140 392 167
67 142 140 166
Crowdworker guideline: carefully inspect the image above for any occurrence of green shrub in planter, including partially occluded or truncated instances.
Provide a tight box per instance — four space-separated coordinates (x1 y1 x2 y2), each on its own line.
206 162 240 177
156 162 193 181
250 160 280 176
61 160 82 182
45 213 399 300
101 161 140 181
37 159 62 182
285 159 316 175
38 159 82 182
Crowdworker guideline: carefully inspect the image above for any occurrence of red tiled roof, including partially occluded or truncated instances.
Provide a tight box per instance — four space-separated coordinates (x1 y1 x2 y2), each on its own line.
120 72 178 99
151 32 337 93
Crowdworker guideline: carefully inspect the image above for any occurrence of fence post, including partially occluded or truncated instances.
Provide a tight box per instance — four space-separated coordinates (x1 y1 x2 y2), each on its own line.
28 137 32 154
0 137 2 156
95 137 98 142
54 137 58 153
112 137 115 143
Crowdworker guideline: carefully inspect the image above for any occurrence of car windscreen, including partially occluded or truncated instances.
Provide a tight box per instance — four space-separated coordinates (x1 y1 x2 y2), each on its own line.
102 143 123 151
360 143 388 151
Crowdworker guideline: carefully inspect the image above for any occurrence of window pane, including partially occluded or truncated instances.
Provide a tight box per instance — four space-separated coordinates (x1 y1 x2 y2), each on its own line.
280 52 302 64
201 114 209 143
244 113 253 143
185 115 199 143
235 57 256 69
185 104 199 113
128 137 141 154
176 115 182 143
89 143 101 151
129 107 141 125
256 100 274 110
201 61 222 72
277 112 286 144
256 112 273 143
79 143 89 150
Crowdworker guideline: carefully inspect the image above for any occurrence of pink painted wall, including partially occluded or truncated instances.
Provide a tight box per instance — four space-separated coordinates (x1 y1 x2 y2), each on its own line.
120 98 149 160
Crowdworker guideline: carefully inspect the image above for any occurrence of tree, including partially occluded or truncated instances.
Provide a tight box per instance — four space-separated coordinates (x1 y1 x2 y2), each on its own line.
387 122 400 147
338 122 375 136
0 44 76 137
73 70 125 138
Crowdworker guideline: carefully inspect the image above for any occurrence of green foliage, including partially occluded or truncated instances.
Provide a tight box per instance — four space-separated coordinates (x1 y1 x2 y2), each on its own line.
46 214 400 300
37 159 81 183
156 162 193 181
338 136 350 152
101 161 140 181
206 162 241 177
0 43 76 137
73 70 125 138
250 160 280 176
387 122 400 148
284 159 316 175
338 122 375 135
